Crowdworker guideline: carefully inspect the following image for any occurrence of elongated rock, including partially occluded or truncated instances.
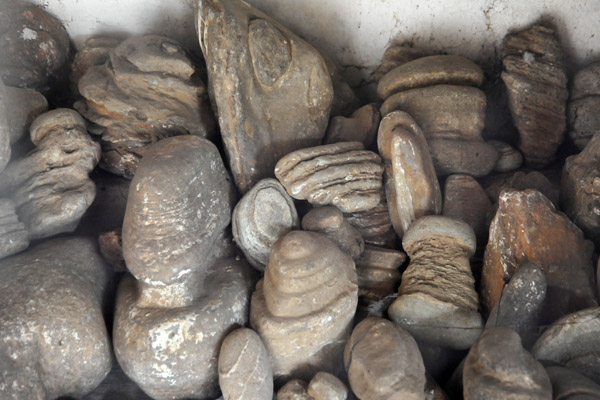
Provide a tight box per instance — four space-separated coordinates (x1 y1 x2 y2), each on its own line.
0 81 11 173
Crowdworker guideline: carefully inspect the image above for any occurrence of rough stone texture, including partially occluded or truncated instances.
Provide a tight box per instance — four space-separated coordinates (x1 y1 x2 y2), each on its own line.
324 103 381 148
302 206 364 259
532 307 600 385
275 142 384 213
485 263 547 350
0 81 11 173
501 23 568 168
463 327 552 400
197 0 333 193
344 317 426 400
232 178 299 271
5 84 48 144
568 61 600 150
488 140 523 172
0 237 113 400
70 36 121 98
250 230 358 380
277 380 313 400
0 109 101 240
76 35 215 178
482 189 597 325
344 195 397 248
218 328 273 400
378 111 442 239
98 229 126 273
0 198 29 260
561 132 600 248
0 0 70 93
442 174 492 246
374 44 432 82
388 216 483 350
483 170 559 207
545 363 600 399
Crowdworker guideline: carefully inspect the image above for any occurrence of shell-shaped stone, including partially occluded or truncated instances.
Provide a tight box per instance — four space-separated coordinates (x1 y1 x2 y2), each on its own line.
302 206 364 259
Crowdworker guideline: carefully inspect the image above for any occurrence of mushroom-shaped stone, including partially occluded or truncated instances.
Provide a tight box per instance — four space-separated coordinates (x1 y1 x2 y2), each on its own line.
307 372 348 400
344 317 426 400
76 35 215 178
0 198 29 260
324 104 381 148
233 178 299 271
0 109 101 240
378 111 442 238
275 141 384 213
0 237 113 399
0 81 11 173
545 363 600 399
463 327 552 400
501 23 568 167
488 140 523 172
388 216 483 350
250 230 358 379
218 328 273 400
196 0 333 193
568 61 600 150
302 206 364 259
344 196 397 248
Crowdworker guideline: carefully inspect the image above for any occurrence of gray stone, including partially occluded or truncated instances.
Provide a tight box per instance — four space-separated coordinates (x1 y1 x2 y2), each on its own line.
70 36 121 99
277 380 312 400
0 237 113 399
568 60 600 150
80 362 153 400
488 140 523 172
324 104 381 148
4 85 48 144
307 372 348 400
302 206 364 259
0 81 11 173
545 363 600 399
0 198 28 260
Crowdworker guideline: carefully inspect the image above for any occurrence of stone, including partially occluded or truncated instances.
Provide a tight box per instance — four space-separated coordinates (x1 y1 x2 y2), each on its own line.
483 170 559 207
545 363 600 399
374 44 431 82
275 142 384 213
307 372 348 400
442 174 492 246
482 189 597 324
532 307 600 385
568 60 600 150
5 85 48 144
250 230 358 380
218 328 273 400
0 81 11 173
302 206 364 259
0 109 101 240
488 140 523 172
378 111 442 239
463 327 552 400
70 36 121 98
501 23 568 167
0 237 113 399
485 263 547 350
98 229 126 273
0 198 29 260
561 132 600 247
344 196 397 248
76 35 216 178
388 216 483 350
355 245 406 304
324 103 381 148
424 376 448 400
277 380 313 400
232 178 299 271
344 317 426 400
79 362 153 400
0 0 70 93
197 0 333 193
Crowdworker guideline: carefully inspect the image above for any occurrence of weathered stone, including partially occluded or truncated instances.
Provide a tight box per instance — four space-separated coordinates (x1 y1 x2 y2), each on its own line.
98 229 126 273
488 140 523 172
76 35 215 178
324 104 381 148
483 170 559 207
70 36 121 98
0 81 11 173
0 0 70 93
545 363 600 399
307 372 348 400
568 61 600 150
277 380 313 400
463 327 552 400
501 23 568 167
532 307 600 385
250 230 358 380
80 362 153 400
218 328 273 400
344 196 396 248
485 263 547 350
561 132 600 247
302 206 364 259
355 245 406 304
378 111 442 239
0 198 28 260
344 317 426 400
388 216 483 350
275 142 384 213
0 237 112 399
374 44 431 82
482 189 597 324
5 85 48 144
0 109 101 240
197 0 333 193
323 55 360 119
232 178 299 271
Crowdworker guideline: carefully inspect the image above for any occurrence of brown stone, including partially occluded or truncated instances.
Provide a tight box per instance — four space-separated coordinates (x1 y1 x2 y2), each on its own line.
196 0 333 193
302 206 364 259
344 196 397 248
482 189 597 324
98 229 126 273
277 380 313 400
501 23 568 167
545 363 600 399
307 372 348 400
70 36 121 99
324 103 381 148
568 60 600 150
374 44 432 82
483 170 559 207
488 140 523 172
355 245 406 303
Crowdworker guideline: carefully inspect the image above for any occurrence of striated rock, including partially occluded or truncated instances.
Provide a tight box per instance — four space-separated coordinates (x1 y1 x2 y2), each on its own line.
344 317 426 400
218 328 273 400
355 245 406 303
378 111 442 239
98 229 126 273
0 0 70 93
501 23 568 167
302 206 364 259
532 307 600 385
76 35 215 178
0 109 101 240
277 380 313 400
250 230 358 379
0 237 113 399
0 81 11 173
5 85 48 144
324 103 381 148
374 44 431 82
70 36 121 98
561 132 600 247
488 140 523 172
232 178 299 271
307 372 348 400
545 363 600 399
344 196 396 248
463 327 552 400
0 198 29 260
197 0 333 193
568 61 600 150
388 216 483 350
275 142 384 213
482 189 597 324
